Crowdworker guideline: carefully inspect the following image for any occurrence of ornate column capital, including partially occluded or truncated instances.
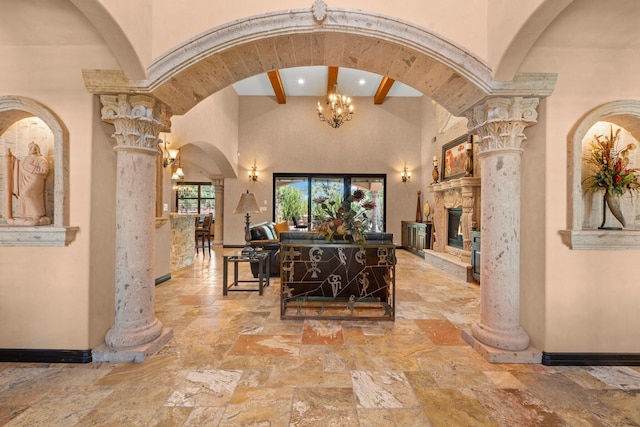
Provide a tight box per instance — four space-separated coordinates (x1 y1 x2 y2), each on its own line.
100 94 172 152
465 97 539 154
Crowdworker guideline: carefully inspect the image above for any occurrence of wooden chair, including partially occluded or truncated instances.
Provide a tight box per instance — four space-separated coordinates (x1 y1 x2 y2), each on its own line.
195 214 213 256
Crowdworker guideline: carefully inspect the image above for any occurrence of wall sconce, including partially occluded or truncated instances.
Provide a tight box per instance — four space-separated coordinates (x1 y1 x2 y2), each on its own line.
248 165 259 182
160 135 178 168
401 166 411 182
171 150 184 180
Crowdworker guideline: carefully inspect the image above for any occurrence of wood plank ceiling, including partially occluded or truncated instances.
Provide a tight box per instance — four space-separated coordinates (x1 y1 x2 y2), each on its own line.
266 66 395 105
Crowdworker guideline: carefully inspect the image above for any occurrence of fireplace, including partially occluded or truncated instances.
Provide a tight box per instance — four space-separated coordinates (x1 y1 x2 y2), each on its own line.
427 177 480 264
447 208 463 248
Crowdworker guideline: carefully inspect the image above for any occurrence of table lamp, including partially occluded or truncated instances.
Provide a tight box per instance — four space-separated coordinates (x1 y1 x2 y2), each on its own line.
234 190 261 254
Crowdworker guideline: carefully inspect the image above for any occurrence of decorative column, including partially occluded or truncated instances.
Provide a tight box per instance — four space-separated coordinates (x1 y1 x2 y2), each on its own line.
97 94 173 360
431 191 444 252
459 185 475 263
462 97 541 363
212 180 224 245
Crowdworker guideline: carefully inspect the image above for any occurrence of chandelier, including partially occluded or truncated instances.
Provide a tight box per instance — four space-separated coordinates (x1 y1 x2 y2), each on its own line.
316 86 354 128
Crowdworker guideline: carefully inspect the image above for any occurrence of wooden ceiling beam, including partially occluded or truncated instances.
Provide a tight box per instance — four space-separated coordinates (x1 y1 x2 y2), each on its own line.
267 70 286 104
327 66 339 94
374 76 395 105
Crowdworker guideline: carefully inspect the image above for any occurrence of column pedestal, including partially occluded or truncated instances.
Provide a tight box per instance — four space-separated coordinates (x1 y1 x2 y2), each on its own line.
462 329 541 363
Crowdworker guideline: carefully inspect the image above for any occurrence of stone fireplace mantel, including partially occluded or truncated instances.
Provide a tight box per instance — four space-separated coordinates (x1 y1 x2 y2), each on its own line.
427 177 481 264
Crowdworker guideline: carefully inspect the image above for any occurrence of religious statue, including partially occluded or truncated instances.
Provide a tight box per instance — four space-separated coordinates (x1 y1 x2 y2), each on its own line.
4 142 52 225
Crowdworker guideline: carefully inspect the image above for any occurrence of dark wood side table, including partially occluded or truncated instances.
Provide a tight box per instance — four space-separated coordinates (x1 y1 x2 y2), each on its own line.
223 251 270 295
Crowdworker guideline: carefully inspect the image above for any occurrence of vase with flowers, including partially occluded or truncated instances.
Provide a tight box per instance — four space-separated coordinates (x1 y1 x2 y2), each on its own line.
583 127 640 229
313 189 376 244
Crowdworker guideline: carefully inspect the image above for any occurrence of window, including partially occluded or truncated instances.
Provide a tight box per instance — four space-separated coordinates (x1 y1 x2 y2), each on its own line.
176 182 215 216
274 174 386 231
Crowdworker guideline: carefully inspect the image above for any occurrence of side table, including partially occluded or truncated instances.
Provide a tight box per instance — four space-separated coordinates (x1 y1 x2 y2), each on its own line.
223 251 270 295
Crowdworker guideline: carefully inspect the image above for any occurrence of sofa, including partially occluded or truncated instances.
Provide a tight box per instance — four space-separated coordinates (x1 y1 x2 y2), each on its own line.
248 221 290 277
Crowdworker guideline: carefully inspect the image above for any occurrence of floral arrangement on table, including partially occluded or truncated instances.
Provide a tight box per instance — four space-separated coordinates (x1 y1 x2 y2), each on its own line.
313 189 376 244
583 127 639 197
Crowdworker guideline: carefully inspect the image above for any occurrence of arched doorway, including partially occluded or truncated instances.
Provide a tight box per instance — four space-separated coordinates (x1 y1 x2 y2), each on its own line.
85 6 556 361
84 7 552 118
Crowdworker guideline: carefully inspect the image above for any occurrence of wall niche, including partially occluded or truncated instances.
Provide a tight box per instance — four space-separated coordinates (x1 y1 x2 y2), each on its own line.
0 95 77 246
561 100 640 250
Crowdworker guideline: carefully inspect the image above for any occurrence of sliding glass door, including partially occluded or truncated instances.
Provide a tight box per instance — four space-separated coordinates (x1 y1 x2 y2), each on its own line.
273 174 386 232
311 177 345 230
351 176 385 232
274 176 309 226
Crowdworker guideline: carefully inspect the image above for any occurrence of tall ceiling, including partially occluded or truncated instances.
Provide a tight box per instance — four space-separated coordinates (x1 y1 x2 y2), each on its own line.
232 66 423 99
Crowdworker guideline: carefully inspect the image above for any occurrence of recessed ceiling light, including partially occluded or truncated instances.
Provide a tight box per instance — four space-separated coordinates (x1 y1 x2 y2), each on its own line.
298 78 305 85
359 79 366 85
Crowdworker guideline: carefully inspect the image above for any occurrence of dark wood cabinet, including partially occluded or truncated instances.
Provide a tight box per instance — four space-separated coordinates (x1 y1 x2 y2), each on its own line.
401 221 432 257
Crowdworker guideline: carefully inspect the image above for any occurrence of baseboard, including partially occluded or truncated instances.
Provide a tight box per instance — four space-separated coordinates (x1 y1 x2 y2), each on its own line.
155 273 171 285
542 352 640 366
0 348 92 364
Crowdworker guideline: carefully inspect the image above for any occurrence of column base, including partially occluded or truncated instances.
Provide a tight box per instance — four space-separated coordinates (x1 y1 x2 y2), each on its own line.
471 320 530 350
462 329 541 364
92 327 173 363
105 317 164 349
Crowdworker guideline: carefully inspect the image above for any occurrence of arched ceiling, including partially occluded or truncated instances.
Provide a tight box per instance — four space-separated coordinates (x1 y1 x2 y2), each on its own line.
178 142 233 178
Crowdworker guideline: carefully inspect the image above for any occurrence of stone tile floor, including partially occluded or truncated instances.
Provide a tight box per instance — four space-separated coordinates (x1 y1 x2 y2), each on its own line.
1 248 640 426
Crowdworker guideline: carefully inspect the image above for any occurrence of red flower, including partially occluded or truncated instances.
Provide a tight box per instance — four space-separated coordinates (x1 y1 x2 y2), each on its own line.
614 175 622 183
333 218 343 226
615 159 623 173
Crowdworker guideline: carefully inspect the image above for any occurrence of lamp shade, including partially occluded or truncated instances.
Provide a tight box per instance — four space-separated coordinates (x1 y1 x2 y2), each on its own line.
234 190 261 214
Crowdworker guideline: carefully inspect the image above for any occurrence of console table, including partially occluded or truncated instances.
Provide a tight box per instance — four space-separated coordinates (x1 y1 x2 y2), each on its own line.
279 232 395 320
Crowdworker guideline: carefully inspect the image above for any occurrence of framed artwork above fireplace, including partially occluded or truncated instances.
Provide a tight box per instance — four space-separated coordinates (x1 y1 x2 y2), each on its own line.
441 134 469 181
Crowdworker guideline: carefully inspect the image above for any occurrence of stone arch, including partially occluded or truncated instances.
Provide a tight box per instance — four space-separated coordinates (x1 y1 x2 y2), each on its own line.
84 7 554 118
563 99 640 249
0 96 69 228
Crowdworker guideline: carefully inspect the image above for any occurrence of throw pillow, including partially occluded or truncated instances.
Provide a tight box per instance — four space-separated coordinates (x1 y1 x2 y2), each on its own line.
274 221 290 238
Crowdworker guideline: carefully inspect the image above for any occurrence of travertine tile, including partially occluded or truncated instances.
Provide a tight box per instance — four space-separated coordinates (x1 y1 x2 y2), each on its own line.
351 370 420 409
473 388 567 426
416 388 498 426
1 248 639 425
290 387 358 426
164 369 242 407
221 386 293 426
